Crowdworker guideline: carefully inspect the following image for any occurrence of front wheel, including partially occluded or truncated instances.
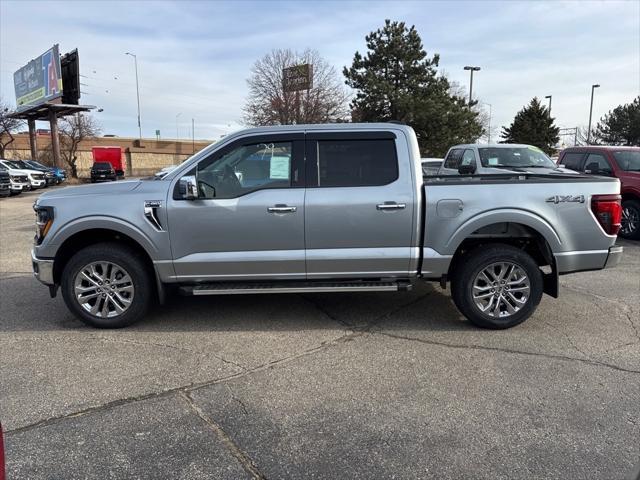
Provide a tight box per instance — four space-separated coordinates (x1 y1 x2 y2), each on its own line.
61 243 152 328
620 199 640 240
451 244 543 329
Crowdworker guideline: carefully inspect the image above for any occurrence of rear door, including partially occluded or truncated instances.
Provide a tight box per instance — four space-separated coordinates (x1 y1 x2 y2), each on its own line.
304 131 415 279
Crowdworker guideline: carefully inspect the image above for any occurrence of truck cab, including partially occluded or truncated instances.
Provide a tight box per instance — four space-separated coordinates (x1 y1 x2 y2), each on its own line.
438 144 575 176
558 146 640 239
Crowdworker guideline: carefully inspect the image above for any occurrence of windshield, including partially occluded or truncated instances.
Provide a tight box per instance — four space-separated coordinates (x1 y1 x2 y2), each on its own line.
3 160 21 169
613 151 640 171
93 162 112 169
479 147 556 168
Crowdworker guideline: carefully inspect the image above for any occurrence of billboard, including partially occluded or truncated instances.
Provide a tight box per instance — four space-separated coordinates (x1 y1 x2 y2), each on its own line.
283 64 313 92
13 44 64 110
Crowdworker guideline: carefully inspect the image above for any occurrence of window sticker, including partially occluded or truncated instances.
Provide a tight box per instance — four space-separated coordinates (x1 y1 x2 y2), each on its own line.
269 156 290 179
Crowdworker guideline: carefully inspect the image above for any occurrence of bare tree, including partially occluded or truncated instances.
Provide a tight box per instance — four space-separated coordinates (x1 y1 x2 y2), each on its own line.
243 49 349 126
59 113 101 178
0 98 25 158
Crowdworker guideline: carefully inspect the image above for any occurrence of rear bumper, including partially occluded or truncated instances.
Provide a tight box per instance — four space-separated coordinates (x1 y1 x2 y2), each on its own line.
555 245 623 274
32 249 54 286
604 245 623 269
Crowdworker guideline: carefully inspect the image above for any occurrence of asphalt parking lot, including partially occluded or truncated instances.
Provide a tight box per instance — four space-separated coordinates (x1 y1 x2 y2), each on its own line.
1 186 639 479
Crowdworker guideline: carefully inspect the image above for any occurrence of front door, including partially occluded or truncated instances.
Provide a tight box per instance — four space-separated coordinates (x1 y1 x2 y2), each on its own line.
167 133 306 282
303 131 416 279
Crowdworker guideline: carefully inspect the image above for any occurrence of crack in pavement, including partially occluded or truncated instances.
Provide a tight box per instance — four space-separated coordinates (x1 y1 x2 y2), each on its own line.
225 384 249 415
4 329 361 436
179 390 266 479
562 283 640 346
373 330 640 374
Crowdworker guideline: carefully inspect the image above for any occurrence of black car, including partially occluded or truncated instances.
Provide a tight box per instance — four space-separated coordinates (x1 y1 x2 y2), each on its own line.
0 167 10 197
90 162 117 182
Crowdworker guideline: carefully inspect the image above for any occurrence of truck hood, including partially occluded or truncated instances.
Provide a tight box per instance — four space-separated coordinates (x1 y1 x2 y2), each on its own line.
5 168 39 176
37 179 141 200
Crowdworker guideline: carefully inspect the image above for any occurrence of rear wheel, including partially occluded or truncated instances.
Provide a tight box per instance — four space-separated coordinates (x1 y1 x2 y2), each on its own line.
451 244 543 329
61 243 152 328
620 199 640 240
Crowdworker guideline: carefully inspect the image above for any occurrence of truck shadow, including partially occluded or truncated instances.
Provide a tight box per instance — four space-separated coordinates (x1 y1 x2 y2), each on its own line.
0 275 475 333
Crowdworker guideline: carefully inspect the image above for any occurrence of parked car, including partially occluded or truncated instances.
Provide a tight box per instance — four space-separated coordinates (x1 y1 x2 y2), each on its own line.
10 159 56 186
32 124 622 330
0 162 31 194
90 161 117 183
0 159 47 189
0 168 10 197
558 146 640 239
421 158 443 176
24 159 67 184
438 144 576 175
92 146 124 178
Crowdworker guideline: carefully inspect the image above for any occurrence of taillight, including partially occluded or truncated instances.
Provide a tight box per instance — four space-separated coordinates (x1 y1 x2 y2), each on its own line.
591 194 622 236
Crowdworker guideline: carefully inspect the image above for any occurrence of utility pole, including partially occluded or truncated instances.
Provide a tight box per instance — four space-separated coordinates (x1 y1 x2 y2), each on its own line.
587 84 600 144
463 66 481 105
175 112 181 140
545 95 552 118
192 118 195 154
125 52 142 141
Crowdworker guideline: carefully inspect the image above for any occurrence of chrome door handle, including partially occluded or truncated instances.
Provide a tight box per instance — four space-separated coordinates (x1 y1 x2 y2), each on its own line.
267 205 297 213
376 202 406 211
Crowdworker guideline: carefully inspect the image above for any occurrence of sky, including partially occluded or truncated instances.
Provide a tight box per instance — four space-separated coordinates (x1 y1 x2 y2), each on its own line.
1 0 639 144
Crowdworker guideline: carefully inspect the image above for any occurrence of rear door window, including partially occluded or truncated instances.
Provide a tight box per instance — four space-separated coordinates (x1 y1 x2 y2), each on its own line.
314 139 398 187
560 152 585 171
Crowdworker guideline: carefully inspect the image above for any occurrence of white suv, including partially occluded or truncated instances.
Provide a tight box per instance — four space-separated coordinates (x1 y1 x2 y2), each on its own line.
0 159 47 189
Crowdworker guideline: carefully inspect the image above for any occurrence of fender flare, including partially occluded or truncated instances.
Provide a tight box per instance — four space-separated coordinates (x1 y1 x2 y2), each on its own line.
48 215 161 260
442 208 562 256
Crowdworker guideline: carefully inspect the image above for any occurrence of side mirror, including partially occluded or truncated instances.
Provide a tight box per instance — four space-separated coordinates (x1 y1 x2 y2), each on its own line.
179 175 198 200
458 163 476 175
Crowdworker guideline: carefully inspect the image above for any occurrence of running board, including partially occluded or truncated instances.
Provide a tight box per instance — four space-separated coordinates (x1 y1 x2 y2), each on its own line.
179 281 411 296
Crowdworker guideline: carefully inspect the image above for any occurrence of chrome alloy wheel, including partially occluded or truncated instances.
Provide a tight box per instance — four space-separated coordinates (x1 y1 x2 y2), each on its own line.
621 206 639 236
73 261 135 318
472 262 531 318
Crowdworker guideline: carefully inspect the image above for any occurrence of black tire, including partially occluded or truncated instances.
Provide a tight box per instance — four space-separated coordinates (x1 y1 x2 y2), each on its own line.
451 244 543 329
61 243 152 328
620 199 640 240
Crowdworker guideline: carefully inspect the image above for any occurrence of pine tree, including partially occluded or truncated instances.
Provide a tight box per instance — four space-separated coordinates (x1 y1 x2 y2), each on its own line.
501 97 559 154
595 96 640 146
343 20 483 156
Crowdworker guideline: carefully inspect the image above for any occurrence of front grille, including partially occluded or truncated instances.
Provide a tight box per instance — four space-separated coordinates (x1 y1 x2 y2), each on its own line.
32 174 45 180
15 175 29 183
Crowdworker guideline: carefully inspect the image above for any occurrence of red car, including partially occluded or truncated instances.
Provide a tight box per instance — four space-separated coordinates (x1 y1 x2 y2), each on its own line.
558 146 640 239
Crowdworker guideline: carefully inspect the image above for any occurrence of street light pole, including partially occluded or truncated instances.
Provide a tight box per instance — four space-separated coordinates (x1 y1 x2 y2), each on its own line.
175 112 182 140
545 95 552 118
463 66 481 105
125 52 142 141
587 84 600 144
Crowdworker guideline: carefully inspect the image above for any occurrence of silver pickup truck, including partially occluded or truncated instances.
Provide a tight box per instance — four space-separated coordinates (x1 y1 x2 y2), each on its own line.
32 123 623 329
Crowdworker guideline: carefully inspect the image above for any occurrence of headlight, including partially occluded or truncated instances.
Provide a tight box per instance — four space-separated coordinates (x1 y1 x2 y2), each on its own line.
34 205 54 244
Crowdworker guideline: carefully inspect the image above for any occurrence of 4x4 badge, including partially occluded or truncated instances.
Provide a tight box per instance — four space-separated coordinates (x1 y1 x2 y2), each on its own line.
546 195 585 204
